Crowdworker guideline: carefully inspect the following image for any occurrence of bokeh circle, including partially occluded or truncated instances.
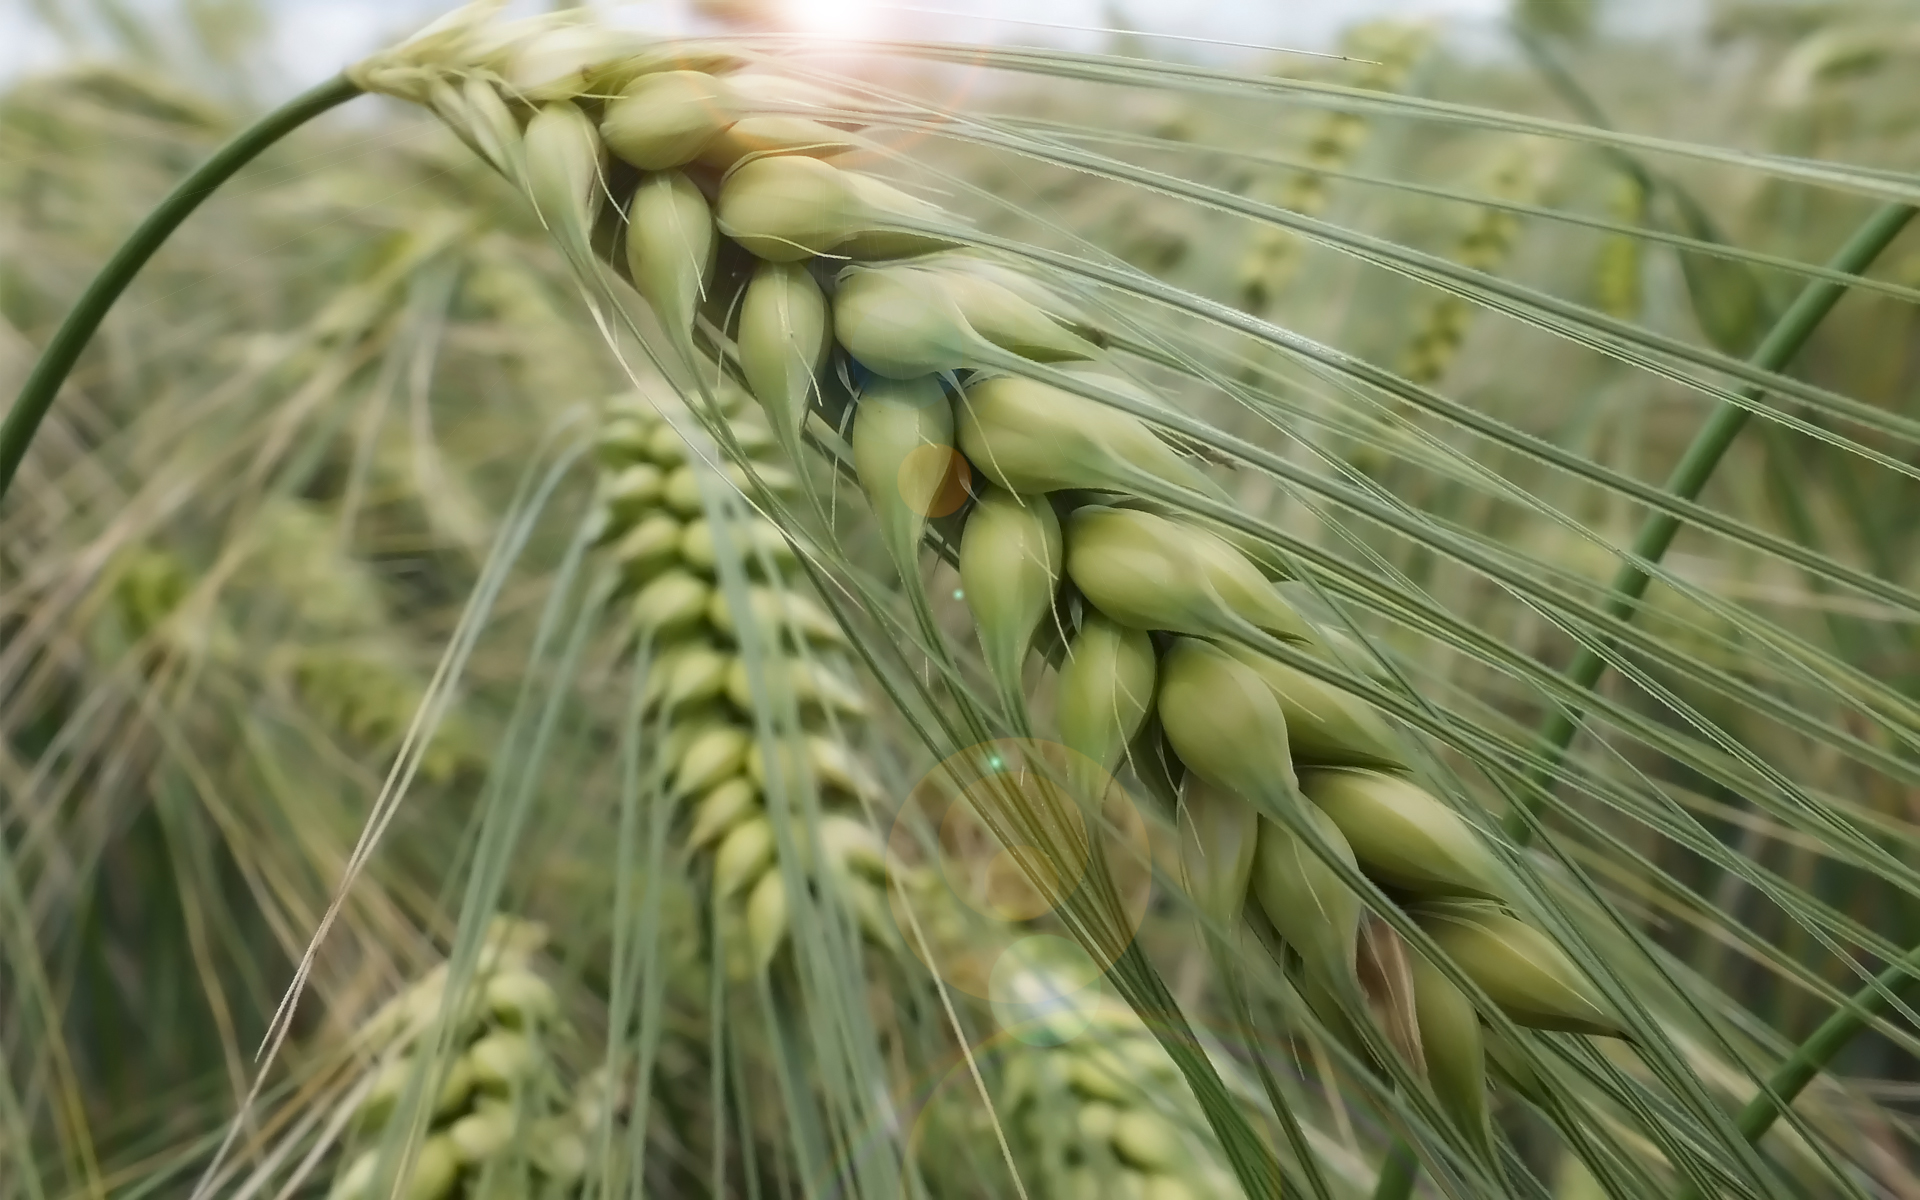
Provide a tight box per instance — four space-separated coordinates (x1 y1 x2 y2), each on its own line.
885 738 1151 1041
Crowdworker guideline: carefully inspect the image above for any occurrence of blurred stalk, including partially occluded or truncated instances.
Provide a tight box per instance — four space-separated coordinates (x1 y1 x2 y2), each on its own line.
1503 199 1917 1186
1505 200 1916 844
1673 944 1920 1200
0 73 363 508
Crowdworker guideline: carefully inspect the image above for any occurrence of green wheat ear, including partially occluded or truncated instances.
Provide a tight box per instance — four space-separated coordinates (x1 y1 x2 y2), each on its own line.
591 385 893 976
332 12 1824 1194
1237 20 1434 315
326 918 592 1200
1399 148 1544 386
11 4 1920 1199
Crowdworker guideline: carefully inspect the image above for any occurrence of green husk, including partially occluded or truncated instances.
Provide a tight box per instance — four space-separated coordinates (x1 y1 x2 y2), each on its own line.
1065 507 1312 642
520 100 602 255
613 513 684 584
850 375 958 573
1300 769 1509 900
674 725 752 796
715 155 954 261
714 816 777 899
957 372 1223 498
1054 613 1158 808
1155 637 1302 817
625 169 716 346
688 777 760 849
832 265 985 377
1409 949 1495 1163
958 487 1063 718
1177 774 1260 931
840 263 1098 372
745 868 790 971
738 259 831 444
600 69 738 170
1219 643 1409 771
1415 902 1622 1037
630 570 712 638
697 115 859 171
1251 805 1362 990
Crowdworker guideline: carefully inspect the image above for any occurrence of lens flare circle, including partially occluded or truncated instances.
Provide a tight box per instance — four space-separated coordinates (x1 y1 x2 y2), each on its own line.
885 737 1151 1029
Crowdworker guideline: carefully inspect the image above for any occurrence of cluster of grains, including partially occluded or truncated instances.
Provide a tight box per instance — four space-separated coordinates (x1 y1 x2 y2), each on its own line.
592 388 891 975
293 646 480 784
1399 149 1538 385
993 972 1239 1200
1236 21 1433 314
352 9 1624 1152
893 871 1240 1199
330 919 597 1200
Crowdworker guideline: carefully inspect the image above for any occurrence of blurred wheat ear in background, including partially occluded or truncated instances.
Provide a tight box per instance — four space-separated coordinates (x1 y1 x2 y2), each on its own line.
4 0 1920 1197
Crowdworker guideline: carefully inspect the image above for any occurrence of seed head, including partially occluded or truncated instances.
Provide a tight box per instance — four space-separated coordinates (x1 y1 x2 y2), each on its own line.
625 170 715 344
1065 507 1311 643
959 487 1063 707
1415 901 1622 1037
602 70 739 170
1176 774 1259 932
715 155 953 261
738 260 831 442
1301 769 1509 900
1053 613 1157 804
957 373 1219 499
1251 805 1362 990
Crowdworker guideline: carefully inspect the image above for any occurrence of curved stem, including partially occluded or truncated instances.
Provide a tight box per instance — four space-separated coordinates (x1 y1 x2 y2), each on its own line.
1503 200 1916 844
1674 947 1920 1200
0 73 363 509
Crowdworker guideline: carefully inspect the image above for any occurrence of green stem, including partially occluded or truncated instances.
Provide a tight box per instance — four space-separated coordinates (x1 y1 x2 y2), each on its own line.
1372 1140 1420 1200
1503 200 1915 845
1674 947 1920 1200
0 73 363 509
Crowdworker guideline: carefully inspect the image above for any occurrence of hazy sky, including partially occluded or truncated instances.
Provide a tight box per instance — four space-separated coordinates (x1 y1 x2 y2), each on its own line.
6 0 1516 93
